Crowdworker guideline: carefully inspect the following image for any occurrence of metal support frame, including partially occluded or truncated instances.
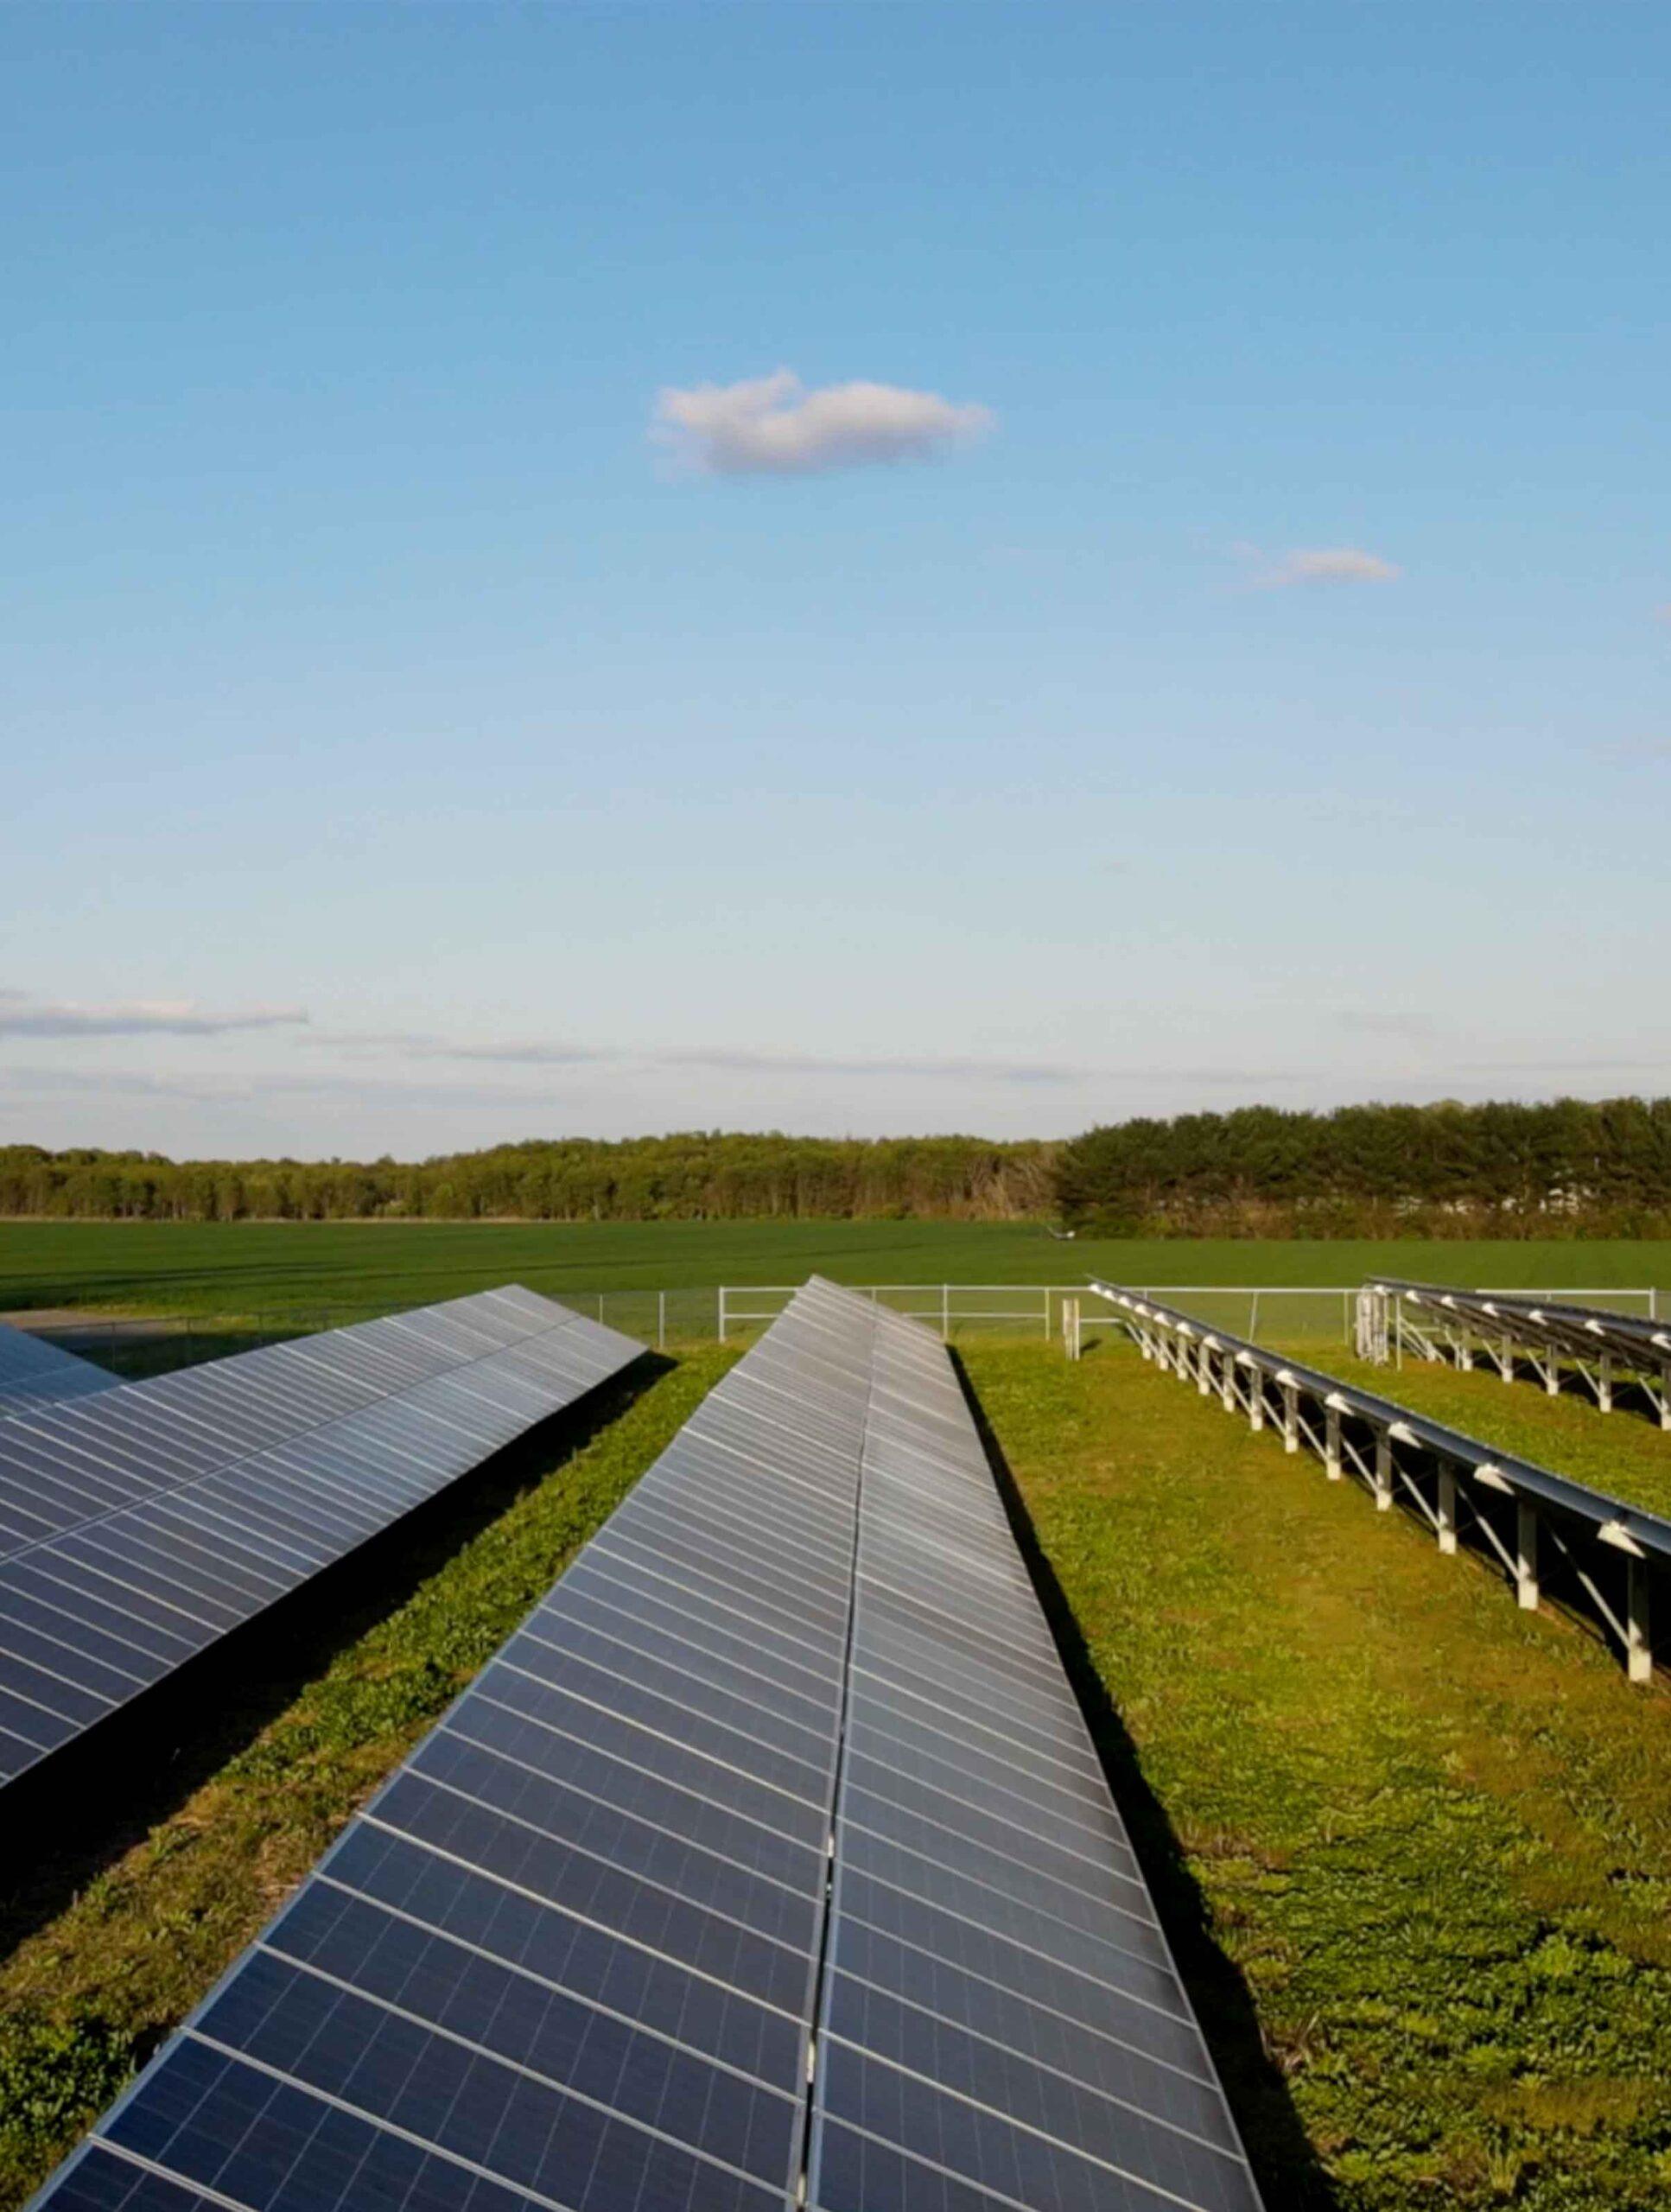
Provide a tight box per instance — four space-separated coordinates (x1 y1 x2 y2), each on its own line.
1365 1280 1671 1431
1628 1558 1652 1683
1516 1500 1539 1611
1436 1464 1458 1554
1089 1281 1667 1688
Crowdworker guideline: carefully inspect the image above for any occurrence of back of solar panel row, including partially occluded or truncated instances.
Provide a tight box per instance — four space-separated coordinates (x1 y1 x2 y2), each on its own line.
0 1319 121 1419
31 1277 1260 2212
809 1295 1260 2212
0 1287 641 1789
1373 1278 1671 1370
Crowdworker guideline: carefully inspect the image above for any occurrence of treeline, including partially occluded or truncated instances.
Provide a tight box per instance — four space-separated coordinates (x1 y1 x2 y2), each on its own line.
1055 1098 1671 1237
0 1134 1053 1224
8 1098 1671 1233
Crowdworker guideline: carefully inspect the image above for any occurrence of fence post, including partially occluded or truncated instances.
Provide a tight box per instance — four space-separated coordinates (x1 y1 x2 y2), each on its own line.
658 1290 666 1352
1042 1287 1051 1342
1248 1291 1261 1338
718 1287 727 1344
942 1284 950 1344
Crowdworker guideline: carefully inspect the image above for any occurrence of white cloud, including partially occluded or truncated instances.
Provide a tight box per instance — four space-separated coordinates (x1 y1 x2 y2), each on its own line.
314 1029 1083 1084
651 368 994 477
1240 544 1401 589
0 990 308 1039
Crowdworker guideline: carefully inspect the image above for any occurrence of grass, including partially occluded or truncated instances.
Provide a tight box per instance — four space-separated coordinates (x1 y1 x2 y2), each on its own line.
1 1218 1668 1319
964 1338 1671 2211
0 1344 739 2212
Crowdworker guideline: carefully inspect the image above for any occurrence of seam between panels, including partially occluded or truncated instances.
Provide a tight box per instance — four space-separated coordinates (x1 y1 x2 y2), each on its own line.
791 1305 877 2210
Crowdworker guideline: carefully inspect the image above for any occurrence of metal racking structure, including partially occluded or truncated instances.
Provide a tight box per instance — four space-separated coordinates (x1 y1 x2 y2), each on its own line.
1090 1281 1665 1686
1358 1279 1671 1429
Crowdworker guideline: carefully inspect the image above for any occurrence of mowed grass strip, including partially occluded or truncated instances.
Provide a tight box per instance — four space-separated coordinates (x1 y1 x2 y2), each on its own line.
1273 1340 1671 1522
0 1344 738 2212
963 1340 1671 2211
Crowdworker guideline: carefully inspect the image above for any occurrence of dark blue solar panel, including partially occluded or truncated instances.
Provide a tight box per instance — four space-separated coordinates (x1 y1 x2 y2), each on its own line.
0 1290 640 1790
32 1281 1263 2212
30 1279 875 2212
805 1295 1261 2212
0 1321 119 1420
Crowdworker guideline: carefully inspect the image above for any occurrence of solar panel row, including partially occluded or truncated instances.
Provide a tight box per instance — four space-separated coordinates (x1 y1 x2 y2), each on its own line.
809 1295 1259 2212
29 1278 1261 2212
0 1319 120 1419
0 1287 642 1792
29 1278 874 2212
1372 1277 1671 1374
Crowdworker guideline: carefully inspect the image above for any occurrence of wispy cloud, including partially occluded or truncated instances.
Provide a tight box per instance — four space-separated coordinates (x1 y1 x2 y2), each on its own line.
651 368 994 477
0 991 308 1040
314 1030 1086 1085
1236 543 1401 589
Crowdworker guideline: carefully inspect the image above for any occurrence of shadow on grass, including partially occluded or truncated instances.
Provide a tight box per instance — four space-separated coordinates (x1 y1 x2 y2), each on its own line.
950 1350 1338 2212
0 1354 668 1966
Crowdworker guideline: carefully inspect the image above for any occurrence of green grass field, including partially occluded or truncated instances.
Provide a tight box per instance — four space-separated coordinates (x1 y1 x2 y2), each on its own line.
2 1217 1669 1319
979 1338 1671 2211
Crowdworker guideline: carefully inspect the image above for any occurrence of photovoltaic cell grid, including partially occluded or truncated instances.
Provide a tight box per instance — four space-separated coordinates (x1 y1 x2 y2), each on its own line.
0 1319 120 1418
31 1279 1261 2212
29 1277 875 2212
809 1294 1259 2212
0 1287 641 1791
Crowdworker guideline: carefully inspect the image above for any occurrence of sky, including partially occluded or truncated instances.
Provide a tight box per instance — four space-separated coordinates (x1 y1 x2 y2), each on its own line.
3 3 1668 1160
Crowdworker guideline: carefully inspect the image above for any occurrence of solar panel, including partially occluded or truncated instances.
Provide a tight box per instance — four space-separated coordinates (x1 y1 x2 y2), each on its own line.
29 1280 1261 2212
0 1319 120 1419
806 1296 1261 2212
0 1287 642 1794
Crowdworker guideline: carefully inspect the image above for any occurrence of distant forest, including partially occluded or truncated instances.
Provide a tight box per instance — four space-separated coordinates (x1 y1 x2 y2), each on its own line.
0 1134 1052 1224
1055 1097 1671 1237
3 1097 1670 1235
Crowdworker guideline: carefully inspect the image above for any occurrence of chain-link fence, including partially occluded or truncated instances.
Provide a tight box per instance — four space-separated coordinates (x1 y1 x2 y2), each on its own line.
3 1283 1663 1377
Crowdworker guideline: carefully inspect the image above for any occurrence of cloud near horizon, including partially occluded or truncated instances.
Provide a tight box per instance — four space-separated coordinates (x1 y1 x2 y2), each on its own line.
652 368 994 476
315 1030 1085 1084
0 991 309 1040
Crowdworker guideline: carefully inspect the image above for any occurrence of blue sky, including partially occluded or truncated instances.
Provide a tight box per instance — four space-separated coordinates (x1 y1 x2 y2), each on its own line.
3 3 1667 1158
